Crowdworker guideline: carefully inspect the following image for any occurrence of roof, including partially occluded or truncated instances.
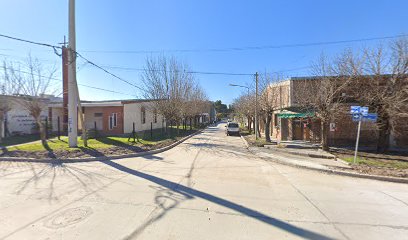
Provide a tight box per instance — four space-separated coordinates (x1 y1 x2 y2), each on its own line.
48 98 163 108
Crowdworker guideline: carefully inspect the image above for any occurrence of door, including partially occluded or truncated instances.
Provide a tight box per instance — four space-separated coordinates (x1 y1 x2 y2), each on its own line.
292 119 303 140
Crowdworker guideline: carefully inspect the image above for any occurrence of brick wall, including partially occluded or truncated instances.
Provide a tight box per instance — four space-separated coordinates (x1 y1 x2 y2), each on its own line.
102 106 124 135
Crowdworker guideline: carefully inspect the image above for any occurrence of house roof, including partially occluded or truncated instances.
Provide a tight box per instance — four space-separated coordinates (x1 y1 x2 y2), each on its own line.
48 98 162 108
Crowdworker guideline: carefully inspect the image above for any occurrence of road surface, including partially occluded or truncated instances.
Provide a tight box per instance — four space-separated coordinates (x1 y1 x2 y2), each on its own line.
0 123 407 240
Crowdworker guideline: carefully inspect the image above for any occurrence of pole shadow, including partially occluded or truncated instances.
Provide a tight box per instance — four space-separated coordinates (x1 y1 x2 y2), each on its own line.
102 160 335 240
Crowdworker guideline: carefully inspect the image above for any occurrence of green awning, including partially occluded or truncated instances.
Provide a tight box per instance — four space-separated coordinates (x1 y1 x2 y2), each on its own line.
277 112 314 119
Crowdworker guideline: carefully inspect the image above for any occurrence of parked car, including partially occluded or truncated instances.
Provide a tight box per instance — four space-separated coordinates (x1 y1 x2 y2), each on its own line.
225 122 239 136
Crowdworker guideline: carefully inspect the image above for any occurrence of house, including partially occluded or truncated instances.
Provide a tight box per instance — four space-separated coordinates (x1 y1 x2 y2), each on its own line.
48 99 166 135
261 76 408 149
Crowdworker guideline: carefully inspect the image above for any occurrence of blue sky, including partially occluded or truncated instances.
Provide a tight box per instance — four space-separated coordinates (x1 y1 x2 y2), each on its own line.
1 0 407 104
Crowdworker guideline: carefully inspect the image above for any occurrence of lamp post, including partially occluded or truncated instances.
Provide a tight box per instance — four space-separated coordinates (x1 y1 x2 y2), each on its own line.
229 84 250 95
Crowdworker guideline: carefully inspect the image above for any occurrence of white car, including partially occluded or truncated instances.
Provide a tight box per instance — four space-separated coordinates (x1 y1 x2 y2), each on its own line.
225 122 240 136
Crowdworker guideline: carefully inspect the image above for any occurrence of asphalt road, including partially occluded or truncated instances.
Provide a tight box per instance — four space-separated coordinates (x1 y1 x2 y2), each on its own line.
0 123 407 240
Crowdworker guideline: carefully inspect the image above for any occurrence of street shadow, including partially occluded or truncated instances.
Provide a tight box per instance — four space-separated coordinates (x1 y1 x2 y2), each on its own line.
7 161 118 203
142 154 164 161
103 160 335 240
96 137 145 153
42 142 57 159
78 146 106 157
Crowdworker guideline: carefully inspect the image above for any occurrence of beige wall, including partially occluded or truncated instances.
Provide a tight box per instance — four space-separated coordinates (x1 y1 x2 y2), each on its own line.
83 107 105 130
266 80 291 109
51 107 64 132
123 102 165 133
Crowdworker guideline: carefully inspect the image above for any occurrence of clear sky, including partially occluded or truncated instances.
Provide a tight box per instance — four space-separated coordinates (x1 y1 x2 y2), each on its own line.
1 0 407 105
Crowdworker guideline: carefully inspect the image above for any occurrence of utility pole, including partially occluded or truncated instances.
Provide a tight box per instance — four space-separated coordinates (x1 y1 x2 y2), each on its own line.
255 72 259 140
68 0 78 147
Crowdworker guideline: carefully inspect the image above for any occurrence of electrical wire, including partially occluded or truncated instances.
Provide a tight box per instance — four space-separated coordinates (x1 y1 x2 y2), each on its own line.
1 66 136 97
80 34 408 54
0 33 144 91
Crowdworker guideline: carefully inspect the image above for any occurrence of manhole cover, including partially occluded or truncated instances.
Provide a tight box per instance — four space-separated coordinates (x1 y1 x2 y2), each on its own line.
44 206 93 229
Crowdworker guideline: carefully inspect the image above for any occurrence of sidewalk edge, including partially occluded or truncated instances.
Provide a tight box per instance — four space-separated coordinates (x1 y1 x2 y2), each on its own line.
0 129 204 164
240 135 408 184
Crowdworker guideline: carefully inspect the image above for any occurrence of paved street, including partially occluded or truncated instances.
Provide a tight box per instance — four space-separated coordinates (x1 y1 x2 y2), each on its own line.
0 124 407 240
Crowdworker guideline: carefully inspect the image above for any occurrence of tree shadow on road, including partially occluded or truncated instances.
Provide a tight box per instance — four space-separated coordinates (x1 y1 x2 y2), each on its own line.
102 160 335 240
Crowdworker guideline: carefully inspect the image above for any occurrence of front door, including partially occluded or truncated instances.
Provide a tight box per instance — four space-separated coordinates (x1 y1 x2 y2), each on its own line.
292 119 303 140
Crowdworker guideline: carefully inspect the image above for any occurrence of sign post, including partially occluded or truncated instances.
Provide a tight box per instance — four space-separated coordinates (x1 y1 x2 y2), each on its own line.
350 106 378 164
354 119 362 164
350 106 363 164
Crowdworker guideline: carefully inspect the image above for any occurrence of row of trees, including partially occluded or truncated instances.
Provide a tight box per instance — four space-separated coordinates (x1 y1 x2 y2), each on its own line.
0 56 55 144
233 38 408 152
141 56 210 133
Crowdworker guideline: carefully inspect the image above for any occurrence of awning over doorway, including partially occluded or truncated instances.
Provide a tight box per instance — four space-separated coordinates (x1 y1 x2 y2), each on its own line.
277 111 314 119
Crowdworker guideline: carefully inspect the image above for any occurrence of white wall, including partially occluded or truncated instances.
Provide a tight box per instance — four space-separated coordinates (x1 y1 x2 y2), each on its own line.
123 102 165 133
6 103 48 135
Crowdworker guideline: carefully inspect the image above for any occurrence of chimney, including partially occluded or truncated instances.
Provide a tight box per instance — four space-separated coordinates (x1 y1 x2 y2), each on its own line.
62 46 69 133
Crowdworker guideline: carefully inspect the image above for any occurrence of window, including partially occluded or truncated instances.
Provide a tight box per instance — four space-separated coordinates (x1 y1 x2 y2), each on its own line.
141 107 146 124
109 113 117 130
153 109 157 123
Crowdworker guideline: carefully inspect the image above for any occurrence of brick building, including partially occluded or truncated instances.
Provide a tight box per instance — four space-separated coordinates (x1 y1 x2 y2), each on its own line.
260 76 408 149
48 99 166 136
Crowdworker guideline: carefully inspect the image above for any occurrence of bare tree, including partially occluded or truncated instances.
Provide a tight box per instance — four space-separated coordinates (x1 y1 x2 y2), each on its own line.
142 56 208 134
232 93 255 133
358 38 408 152
294 51 362 150
2 56 56 145
258 73 282 142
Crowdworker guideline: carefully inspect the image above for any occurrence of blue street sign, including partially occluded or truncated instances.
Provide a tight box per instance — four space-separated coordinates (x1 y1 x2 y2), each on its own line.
352 113 362 122
350 106 361 114
361 107 369 116
362 113 378 122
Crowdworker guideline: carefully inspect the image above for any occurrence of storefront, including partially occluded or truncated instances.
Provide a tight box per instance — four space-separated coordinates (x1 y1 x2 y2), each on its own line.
275 110 321 143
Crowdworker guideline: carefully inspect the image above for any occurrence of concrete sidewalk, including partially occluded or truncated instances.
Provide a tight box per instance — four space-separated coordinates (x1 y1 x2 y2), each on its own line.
251 146 350 171
264 144 336 159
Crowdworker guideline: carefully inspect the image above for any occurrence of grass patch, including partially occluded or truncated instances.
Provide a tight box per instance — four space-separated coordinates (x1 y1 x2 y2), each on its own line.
342 156 408 169
7 136 151 152
0 134 41 147
6 127 200 153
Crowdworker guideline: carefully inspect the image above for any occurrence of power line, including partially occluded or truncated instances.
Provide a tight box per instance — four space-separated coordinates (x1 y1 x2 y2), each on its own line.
74 52 146 92
80 34 408 54
1 66 136 97
0 33 144 92
0 33 62 56
98 64 310 76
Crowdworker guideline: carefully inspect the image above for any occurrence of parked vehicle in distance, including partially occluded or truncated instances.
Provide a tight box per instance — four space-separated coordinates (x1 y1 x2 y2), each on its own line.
225 122 239 136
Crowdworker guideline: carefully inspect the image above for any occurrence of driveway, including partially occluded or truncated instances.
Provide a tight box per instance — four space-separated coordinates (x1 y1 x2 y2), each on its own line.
0 123 407 240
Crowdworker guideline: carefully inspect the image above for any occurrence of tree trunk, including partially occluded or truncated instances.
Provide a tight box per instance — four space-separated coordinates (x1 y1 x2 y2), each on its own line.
0 112 4 143
376 112 390 153
257 121 261 138
36 118 46 146
265 113 272 142
247 117 251 134
321 120 329 151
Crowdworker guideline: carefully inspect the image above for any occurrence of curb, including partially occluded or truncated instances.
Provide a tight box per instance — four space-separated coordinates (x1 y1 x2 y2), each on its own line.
0 130 204 164
264 145 336 159
240 135 408 184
